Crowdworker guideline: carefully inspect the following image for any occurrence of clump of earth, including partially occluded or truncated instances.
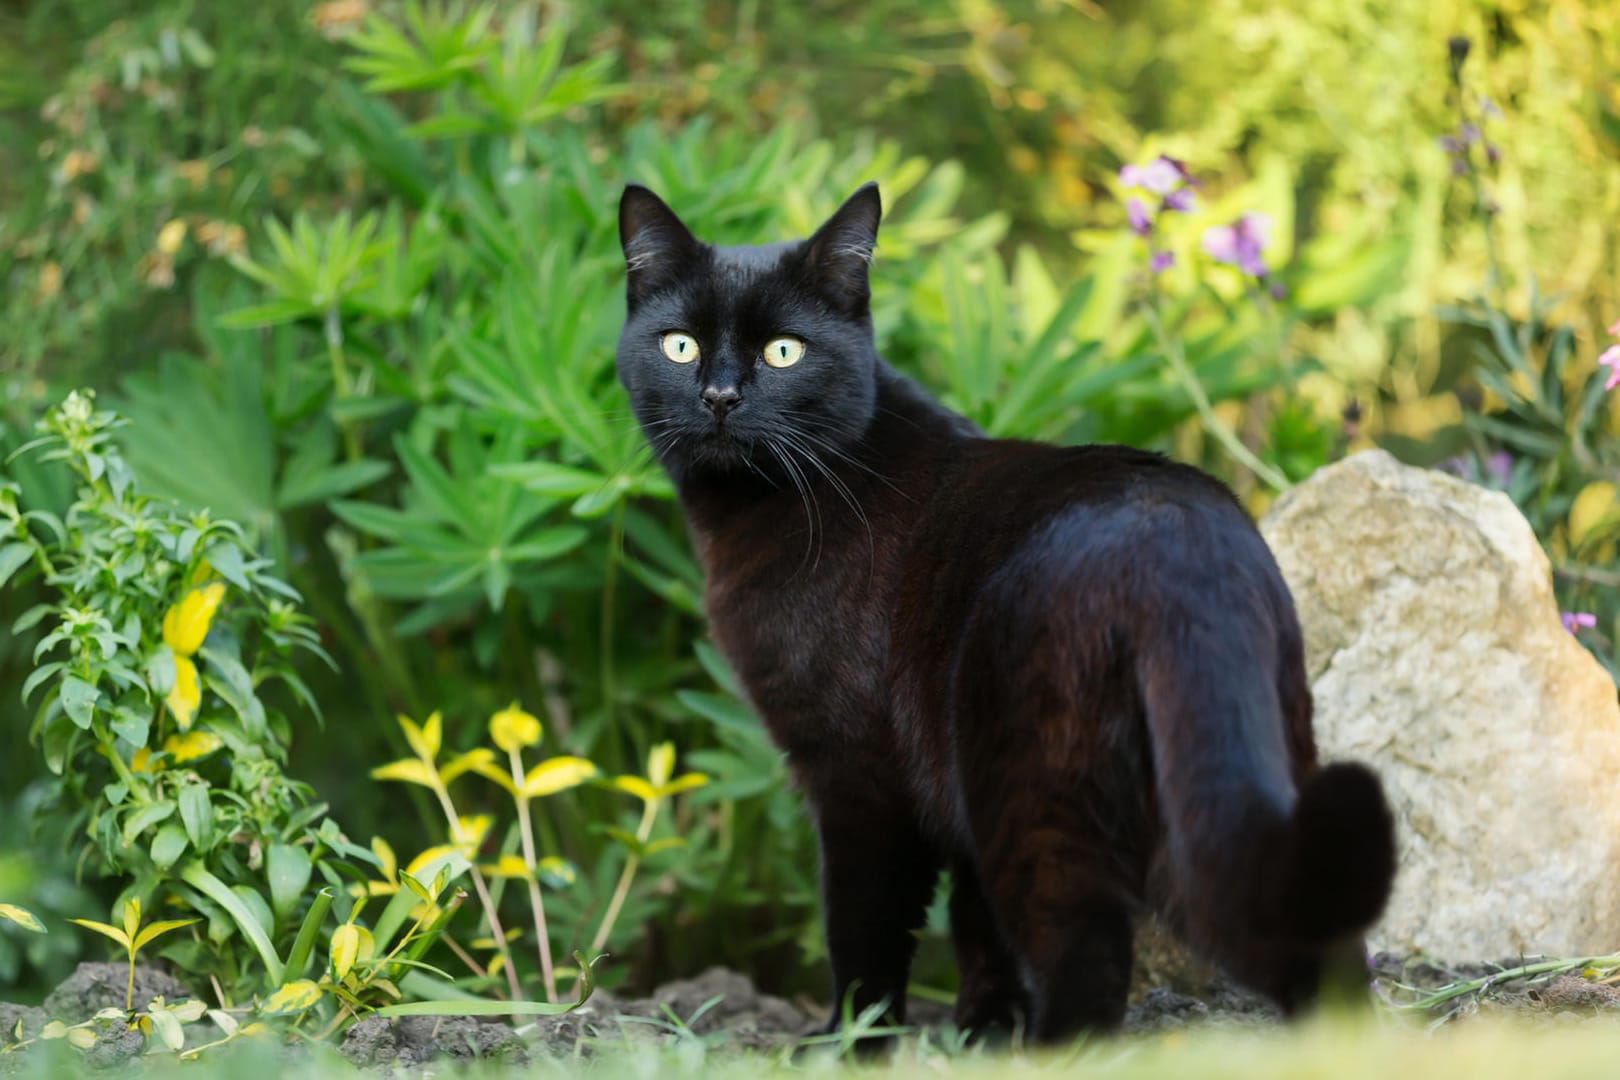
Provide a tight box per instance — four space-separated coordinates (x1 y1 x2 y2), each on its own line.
6 951 1620 1072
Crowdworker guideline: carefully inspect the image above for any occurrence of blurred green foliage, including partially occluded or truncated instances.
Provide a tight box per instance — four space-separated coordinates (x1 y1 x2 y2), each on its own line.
1 0 1616 1007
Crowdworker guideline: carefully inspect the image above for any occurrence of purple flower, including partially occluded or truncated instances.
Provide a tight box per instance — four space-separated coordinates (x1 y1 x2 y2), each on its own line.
1485 144 1500 166
1479 96 1502 120
1127 197 1154 237
1139 157 1182 194
1163 188 1196 213
1269 280 1288 301
1485 451 1512 488
1203 213 1272 277
1599 345 1620 391
1437 134 1463 155
1460 123 1481 145
1119 163 1143 188
1149 250 1175 273
1562 612 1598 634
1607 318 1620 337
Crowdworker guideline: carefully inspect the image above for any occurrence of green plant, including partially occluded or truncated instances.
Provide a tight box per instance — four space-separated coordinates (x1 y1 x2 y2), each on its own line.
1 391 373 1000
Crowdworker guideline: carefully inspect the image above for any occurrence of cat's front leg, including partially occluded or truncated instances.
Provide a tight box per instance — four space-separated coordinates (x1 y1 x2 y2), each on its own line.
806 777 939 1042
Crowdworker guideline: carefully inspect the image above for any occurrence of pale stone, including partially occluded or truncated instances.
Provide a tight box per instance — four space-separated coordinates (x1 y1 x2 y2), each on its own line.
1260 449 1620 960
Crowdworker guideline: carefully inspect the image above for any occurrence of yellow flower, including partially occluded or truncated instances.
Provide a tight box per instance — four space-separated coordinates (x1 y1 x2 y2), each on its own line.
165 654 201 731
156 219 187 255
489 703 542 754
162 730 222 764
131 747 152 773
162 582 225 657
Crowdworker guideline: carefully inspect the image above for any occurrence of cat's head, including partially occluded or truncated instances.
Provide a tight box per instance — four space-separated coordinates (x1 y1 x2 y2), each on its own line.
614 183 883 479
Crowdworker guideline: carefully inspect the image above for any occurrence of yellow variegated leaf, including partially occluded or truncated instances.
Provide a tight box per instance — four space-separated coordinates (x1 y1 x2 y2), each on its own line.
643 837 688 857
482 854 531 879
521 757 597 798
162 730 222 764
0 903 45 933
171 1000 207 1023
467 757 517 795
371 836 397 883
370 758 439 788
646 742 676 787
536 856 576 886
397 711 442 762
1569 481 1616 547
67 1026 97 1050
656 773 710 798
40 1020 68 1040
161 582 225 657
133 918 201 950
147 1007 184 1051
260 979 322 1016
165 655 201 732
68 918 131 950
439 748 496 785
330 922 362 979
610 775 658 804
122 899 141 943
489 703 542 753
451 814 492 848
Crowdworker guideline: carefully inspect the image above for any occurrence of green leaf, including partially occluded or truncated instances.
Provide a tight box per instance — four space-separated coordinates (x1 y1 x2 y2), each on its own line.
178 863 284 984
376 951 595 1016
266 844 313 922
178 785 214 852
60 675 98 729
0 542 33 588
122 802 176 846
150 824 189 870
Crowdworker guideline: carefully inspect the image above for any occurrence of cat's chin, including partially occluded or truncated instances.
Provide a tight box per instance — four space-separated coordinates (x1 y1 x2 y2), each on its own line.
665 430 761 475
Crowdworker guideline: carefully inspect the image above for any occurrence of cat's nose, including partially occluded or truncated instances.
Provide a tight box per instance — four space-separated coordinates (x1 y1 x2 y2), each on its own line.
701 385 742 420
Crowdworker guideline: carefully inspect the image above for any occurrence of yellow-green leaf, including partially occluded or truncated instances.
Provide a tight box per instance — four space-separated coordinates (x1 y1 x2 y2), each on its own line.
451 814 491 848
0 903 46 933
439 747 496 785
489 703 542 753
656 773 710 798
170 1000 208 1023
69 917 131 950
536 856 576 887
161 582 225 657
397 710 442 762
610 775 657 804
133 918 201 951
259 979 323 1016
67 1026 97 1050
370 758 439 788
467 757 517 795
330 923 362 979
1569 481 1617 547
148 1007 185 1051
40 1020 68 1040
122 898 141 942
371 836 397 883
165 655 201 732
162 730 223 764
521 757 597 798
646 742 676 787
481 854 531 880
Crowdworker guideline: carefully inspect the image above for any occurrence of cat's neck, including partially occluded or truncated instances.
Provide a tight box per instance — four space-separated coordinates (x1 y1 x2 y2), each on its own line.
674 363 970 546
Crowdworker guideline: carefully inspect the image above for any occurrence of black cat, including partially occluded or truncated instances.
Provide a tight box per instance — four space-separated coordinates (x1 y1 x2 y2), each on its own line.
613 181 1396 1044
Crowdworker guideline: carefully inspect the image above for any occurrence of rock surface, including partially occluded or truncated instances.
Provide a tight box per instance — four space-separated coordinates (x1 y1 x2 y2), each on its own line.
42 962 192 1020
1260 449 1620 960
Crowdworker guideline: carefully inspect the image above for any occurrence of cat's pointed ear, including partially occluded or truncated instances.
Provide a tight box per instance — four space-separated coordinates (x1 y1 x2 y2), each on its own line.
619 184 700 305
804 182 881 312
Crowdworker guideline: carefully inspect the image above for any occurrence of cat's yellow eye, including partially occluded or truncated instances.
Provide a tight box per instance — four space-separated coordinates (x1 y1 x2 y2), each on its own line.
763 337 805 368
661 332 700 364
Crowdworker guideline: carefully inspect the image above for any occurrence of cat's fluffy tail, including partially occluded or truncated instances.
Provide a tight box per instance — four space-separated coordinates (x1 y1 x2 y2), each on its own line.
1139 651 1395 962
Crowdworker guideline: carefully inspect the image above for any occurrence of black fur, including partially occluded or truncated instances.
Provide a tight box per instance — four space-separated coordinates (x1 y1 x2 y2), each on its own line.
614 182 1397 1044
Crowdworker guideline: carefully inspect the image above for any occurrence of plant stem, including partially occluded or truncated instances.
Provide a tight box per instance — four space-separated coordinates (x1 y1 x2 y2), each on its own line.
1143 299 1291 491
427 781 522 1002
324 306 362 463
589 799 658 956
510 748 559 1003
599 502 626 731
